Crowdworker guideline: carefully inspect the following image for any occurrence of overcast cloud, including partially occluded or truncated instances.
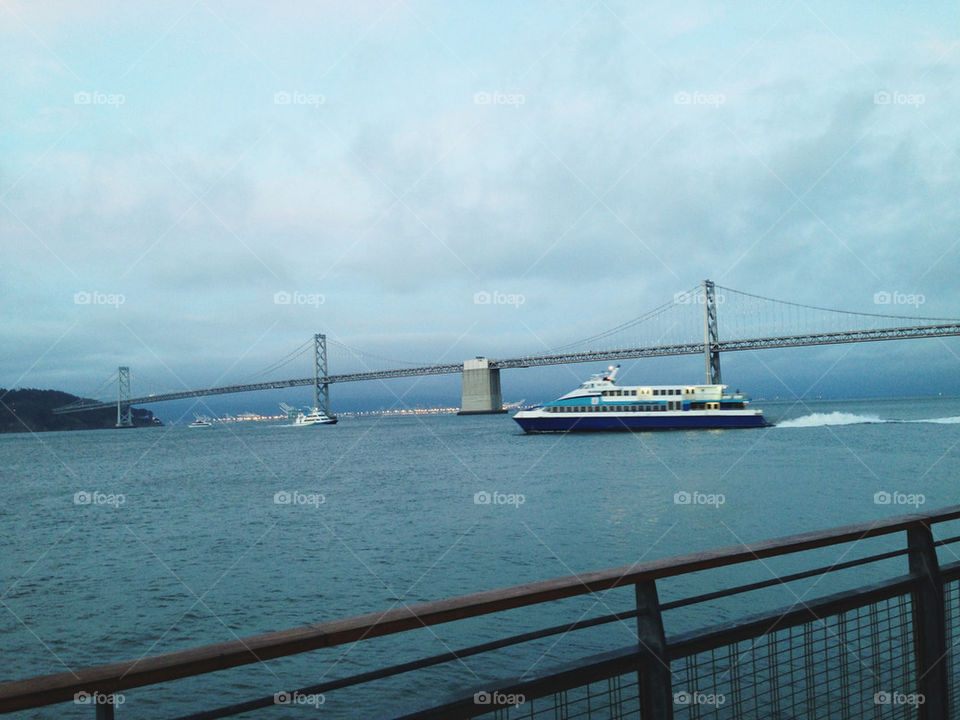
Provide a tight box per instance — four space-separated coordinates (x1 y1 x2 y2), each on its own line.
2 1 959 415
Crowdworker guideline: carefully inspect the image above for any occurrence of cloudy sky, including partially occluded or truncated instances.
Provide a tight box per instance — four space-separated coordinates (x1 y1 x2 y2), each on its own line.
3 1 959 416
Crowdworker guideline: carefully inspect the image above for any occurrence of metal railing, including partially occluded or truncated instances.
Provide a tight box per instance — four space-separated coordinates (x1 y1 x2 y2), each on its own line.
3 507 960 718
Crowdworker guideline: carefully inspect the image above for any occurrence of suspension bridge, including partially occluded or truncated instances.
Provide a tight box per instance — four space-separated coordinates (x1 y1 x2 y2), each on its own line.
53 281 960 425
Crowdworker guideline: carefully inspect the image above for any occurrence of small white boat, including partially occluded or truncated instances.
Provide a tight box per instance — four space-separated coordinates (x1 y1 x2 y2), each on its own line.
292 407 338 426
188 417 213 428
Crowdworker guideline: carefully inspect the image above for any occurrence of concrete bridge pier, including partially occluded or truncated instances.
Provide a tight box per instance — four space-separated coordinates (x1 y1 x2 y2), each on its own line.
458 358 506 415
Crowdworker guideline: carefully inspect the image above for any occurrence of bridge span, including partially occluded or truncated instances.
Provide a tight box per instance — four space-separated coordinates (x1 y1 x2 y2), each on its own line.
52 281 960 424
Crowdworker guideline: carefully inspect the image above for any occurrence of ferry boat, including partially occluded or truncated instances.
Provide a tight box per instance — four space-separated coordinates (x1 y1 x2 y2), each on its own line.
513 366 767 433
292 407 338 426
187 417 213 428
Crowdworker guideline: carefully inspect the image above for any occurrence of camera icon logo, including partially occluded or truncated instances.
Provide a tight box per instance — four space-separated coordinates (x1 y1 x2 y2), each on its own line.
674 91 691 105
473 691 492 704
74 291 92 305
673 691 692 705
874 91 891 105
873 291 891 304
473 291 491 305
474 491 492 505
274 92 291 105
273 691 291 705
74 91 92 105
874 491 892 505
273 291 291 305
674 491 692 505
74 491 92 505
274 491 292 505
473 92 491 105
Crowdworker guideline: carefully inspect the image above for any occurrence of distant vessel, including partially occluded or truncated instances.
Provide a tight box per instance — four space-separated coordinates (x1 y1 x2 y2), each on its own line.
513 366 767 433
188 417 213 428
292 407 338 426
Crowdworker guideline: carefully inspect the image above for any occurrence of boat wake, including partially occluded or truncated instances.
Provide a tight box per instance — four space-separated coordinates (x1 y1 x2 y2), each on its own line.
776 412 882 428
776 412 960 428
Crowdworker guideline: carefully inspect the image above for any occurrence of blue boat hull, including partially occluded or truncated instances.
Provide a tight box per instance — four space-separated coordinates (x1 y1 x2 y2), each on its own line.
513 413 769 433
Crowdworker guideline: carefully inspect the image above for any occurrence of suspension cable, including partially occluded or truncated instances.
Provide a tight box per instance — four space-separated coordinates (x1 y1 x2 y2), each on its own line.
715 284 960 322
547 283 702 351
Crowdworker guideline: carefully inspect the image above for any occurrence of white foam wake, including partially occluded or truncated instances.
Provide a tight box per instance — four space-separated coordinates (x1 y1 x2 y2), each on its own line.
776 412 960 428
776 412 884 428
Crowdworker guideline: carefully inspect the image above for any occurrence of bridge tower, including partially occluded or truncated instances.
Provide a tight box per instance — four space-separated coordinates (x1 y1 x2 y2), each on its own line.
703 279 722 385
116 366 133 428
314 333 333 417
458 358 506 415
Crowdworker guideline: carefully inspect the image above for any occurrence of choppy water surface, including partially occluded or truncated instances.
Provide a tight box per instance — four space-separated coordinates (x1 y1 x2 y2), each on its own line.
2 397 959 718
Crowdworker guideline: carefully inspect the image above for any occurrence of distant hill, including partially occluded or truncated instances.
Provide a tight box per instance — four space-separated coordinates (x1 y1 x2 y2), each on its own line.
0 389 161 433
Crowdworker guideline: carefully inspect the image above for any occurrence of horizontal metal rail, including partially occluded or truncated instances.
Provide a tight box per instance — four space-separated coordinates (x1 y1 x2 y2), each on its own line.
395 574 920 719
52 323 960 413
171 545 926 719
2 506 959 714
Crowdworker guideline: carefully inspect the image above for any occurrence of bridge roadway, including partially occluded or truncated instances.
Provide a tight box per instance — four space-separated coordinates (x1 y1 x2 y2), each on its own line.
53 323 960 413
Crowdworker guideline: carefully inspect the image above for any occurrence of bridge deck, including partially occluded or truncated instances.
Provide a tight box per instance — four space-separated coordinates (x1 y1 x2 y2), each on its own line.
53 323 960 413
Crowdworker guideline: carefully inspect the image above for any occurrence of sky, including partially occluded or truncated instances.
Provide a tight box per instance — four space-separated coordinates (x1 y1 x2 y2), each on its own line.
2 1 960 419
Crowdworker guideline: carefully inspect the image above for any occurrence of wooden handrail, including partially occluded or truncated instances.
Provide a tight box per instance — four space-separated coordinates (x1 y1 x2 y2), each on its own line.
2 505 958 712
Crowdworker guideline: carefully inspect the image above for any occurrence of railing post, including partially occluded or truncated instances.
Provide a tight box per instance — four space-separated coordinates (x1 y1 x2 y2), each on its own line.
635 580 672 719
95 695 115 719
907 525 947 719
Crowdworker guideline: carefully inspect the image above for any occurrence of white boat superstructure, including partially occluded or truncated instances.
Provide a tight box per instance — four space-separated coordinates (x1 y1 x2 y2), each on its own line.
513 365 767 432
292 407 338 426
